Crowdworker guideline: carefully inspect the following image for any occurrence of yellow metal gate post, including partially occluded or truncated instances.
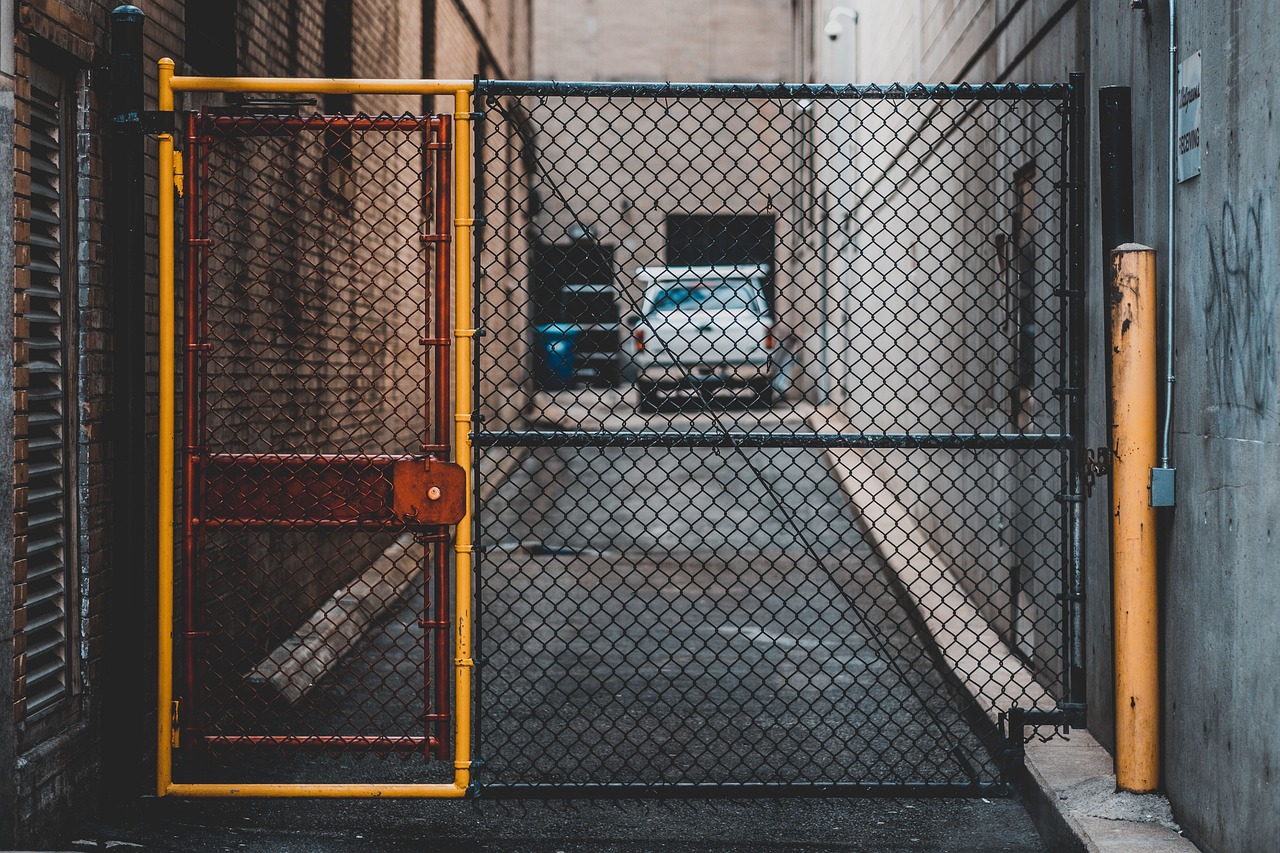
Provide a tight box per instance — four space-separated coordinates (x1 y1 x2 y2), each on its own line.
156 56 176 797
450 86 477 795
1109 243 1160 793
155 65 476 797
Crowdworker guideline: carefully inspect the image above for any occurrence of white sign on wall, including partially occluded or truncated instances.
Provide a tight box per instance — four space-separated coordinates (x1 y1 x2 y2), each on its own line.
1177 50 1202 182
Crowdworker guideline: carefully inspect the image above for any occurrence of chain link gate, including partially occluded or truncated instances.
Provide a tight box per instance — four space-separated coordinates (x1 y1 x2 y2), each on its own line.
179 106 459 761
156 70 481 795
471 79 1086 795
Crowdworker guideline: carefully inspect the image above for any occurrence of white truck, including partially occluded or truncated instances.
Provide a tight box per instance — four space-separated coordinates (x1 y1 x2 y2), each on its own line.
629 264 778 411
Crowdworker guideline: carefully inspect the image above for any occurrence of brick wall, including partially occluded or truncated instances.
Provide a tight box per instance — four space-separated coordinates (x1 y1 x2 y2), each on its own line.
9 0 124 845
3 0 530 844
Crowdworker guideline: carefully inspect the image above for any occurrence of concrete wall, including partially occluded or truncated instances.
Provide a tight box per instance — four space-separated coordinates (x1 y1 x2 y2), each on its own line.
1090 4 1280 851
846 2 1280 850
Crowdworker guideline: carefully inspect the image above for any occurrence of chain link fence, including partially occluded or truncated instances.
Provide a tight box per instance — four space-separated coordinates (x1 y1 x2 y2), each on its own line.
167 79 1084 794
473 81 1085 793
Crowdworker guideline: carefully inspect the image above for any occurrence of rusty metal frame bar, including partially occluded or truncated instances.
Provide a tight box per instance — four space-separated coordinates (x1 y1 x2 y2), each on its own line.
155 65 475 798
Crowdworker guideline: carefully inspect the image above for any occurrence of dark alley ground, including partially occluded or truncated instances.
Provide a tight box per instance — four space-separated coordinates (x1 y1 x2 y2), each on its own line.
72 795 1046 852
67 396 1050 851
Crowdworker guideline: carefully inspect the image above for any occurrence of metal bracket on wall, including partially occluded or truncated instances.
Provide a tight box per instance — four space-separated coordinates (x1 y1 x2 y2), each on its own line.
110 109 178 135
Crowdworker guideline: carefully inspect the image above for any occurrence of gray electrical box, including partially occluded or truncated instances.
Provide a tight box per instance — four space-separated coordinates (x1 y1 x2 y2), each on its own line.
1150 467 1176 507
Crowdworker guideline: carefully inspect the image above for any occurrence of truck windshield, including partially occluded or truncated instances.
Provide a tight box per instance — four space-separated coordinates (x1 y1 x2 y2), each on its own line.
648 279 757 314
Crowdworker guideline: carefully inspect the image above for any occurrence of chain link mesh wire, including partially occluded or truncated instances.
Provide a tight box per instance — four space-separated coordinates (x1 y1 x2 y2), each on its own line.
175 107 455 784
473 82 1081 792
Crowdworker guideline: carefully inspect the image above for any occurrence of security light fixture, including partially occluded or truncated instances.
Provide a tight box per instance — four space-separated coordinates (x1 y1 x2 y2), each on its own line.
825 6 857 40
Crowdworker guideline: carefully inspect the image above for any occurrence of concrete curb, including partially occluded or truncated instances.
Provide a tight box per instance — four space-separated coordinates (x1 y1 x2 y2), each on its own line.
820 443 1052 727
807 411 1198 852
1022 733 1199 852
246 532 421 702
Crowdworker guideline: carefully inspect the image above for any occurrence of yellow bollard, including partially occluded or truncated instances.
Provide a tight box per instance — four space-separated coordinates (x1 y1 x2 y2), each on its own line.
1109 244 1160 793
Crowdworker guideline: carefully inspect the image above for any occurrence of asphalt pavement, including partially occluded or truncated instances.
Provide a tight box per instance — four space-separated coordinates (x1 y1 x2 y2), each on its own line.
68 391 1049 851
70 796 1046 852
476 441 992 788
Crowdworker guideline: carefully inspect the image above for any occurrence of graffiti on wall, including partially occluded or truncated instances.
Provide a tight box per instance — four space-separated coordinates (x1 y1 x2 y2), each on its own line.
1203 193 1278 417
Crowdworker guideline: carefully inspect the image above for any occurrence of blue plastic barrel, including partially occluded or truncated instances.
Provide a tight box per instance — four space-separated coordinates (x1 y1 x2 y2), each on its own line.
536 323 580 388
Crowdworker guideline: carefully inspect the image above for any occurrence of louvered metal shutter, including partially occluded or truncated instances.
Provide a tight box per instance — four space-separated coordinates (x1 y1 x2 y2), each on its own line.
24 66 74 717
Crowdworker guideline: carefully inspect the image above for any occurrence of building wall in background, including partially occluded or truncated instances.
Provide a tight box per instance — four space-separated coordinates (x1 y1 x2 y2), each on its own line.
524 0 817 395
812 0 1088 689
533 0 797 83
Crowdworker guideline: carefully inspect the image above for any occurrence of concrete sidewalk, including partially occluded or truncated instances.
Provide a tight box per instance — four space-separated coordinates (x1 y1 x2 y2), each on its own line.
806 407 1199 853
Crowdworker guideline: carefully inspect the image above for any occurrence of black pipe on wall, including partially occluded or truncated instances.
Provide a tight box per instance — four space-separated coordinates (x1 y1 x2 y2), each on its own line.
1098 86 1135 259
104 3 153 797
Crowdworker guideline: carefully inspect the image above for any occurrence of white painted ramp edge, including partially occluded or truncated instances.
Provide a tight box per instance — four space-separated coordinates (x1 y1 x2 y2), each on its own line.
819 442 1052 725
245 445 532 703
246 532 420 703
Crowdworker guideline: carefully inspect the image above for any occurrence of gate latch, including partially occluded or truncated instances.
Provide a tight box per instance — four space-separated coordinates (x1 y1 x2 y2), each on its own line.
1084 447 1110 498
393 458 466 525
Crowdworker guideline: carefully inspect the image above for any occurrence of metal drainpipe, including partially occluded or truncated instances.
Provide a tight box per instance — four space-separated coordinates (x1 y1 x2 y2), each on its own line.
1 0 12 76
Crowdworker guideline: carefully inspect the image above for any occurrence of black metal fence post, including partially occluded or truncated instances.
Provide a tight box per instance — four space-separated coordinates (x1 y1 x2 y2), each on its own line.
104 3 153 797
1064 71 1089 726
1092 86 1134 729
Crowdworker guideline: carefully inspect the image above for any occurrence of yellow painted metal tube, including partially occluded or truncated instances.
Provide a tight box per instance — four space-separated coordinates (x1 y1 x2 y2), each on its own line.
153 74 475 798
1109 244 1160 793
450 88 477 795
167 783 467 798
169 76 472 95
156 57 177 797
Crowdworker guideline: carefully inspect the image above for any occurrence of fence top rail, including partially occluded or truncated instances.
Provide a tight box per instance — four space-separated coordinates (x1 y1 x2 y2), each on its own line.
168 75 474 95
477 79 1069 101
472 431 1071 451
